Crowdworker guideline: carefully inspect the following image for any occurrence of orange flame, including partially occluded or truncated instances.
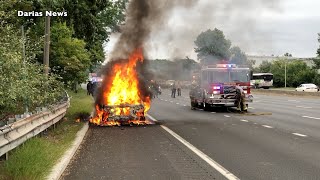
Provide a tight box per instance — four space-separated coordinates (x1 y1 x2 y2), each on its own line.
90 48 151 126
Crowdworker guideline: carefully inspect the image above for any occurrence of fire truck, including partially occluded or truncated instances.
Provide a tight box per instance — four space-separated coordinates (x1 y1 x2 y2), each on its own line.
189 64 253 111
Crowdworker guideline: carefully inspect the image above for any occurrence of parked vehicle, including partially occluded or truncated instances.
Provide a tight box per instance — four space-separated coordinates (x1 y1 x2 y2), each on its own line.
295 83 319 92
250 73 273 89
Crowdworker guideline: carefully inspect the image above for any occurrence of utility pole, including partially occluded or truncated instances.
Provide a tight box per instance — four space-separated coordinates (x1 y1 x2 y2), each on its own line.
43 15 51 75
285 61 287 88
22 25 28 113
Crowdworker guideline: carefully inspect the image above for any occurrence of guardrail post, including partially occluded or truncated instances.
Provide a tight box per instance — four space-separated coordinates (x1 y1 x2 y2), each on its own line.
0 152 8 161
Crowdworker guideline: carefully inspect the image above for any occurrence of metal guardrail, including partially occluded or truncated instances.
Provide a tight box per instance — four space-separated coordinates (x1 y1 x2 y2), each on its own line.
0 99 70 158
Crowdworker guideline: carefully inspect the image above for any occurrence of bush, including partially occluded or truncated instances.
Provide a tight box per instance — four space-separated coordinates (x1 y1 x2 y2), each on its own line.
0 24 64 121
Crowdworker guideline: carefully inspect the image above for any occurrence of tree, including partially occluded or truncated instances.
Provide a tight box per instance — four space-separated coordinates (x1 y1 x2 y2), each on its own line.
312 34 320 70
0 23 64 121
258 60 272 73
270 59 316 87
317 33 320 57
284 52 292 57
230 46 248 65
2 0 128 70
194 28 231 65
50 23 90 88
61 0 128 66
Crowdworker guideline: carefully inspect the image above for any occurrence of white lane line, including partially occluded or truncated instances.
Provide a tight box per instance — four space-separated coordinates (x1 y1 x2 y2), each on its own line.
302 116 320 120
248 107 255 109
292 133 308 137
224 115 231 118
146 114 239 180
183 104 187 106
288 100 300 102
211 112 216 114
240 120 248 122
262 125 273 129
170 101 174 103
176 103 180 105
296 106 312 109
164 100 168 102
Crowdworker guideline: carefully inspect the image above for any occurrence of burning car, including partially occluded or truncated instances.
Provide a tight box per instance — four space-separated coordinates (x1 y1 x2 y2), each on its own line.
90 48 151 126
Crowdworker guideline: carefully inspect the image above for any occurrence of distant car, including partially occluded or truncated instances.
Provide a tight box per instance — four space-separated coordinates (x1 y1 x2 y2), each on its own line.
295 84 319 92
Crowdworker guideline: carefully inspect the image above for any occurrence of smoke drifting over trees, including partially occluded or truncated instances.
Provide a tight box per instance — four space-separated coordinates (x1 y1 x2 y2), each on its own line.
145 0 282 59
98 0 196 104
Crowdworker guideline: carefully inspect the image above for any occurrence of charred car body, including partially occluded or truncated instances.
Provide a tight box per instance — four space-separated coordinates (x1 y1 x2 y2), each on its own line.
189 64 253 111
90 103 147 126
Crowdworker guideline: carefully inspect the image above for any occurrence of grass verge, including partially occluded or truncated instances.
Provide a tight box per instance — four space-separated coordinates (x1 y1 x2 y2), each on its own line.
0 89 93 180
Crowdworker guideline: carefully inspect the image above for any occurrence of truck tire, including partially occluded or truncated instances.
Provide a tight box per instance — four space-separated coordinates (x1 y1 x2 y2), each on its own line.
203 103 210 111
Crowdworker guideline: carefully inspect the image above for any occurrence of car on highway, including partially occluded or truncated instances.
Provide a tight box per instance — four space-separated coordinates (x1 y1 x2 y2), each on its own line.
295 83 319 92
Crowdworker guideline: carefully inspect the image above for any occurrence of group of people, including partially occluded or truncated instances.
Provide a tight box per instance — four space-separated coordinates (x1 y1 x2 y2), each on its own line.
149 80 162 99
171 81 182 98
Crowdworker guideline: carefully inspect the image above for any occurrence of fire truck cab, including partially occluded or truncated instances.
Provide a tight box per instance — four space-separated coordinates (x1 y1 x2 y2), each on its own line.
189 64 253 111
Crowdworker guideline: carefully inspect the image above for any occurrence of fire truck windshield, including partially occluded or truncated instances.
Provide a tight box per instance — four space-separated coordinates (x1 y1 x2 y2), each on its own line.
207 69 250 83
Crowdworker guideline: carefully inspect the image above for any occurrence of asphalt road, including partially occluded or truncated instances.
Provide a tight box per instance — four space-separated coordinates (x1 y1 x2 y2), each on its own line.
62 89 320 180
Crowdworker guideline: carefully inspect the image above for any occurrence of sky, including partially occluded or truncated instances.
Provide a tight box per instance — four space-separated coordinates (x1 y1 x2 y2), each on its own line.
104 0 320 61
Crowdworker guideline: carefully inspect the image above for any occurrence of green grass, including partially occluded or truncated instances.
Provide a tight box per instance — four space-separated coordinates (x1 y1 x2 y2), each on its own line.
270 87 296 90
0 89 93 180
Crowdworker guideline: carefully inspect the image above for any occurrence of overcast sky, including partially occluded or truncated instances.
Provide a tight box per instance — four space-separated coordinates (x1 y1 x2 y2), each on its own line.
105 0 320 61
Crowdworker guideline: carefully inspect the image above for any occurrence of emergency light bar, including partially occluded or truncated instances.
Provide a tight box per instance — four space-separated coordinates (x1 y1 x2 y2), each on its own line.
216 64 237 68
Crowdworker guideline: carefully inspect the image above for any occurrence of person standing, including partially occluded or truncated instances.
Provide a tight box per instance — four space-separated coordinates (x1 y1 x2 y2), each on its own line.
86 81 92 95
152 80 159 98
171 82 176 98
177 81 182 96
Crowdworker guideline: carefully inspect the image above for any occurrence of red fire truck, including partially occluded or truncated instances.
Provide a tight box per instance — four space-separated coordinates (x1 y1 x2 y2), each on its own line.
189 64 253 111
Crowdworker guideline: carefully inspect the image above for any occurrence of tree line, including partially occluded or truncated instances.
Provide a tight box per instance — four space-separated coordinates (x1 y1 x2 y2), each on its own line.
0 0 127 120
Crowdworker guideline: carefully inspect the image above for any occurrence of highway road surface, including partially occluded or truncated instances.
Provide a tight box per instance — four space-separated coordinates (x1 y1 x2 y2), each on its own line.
61 89 320 180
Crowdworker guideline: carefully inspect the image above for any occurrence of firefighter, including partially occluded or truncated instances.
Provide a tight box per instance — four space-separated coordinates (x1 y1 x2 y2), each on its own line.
235 86 247 112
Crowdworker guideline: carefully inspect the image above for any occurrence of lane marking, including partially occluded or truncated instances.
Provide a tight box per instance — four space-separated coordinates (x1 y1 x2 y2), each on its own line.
224 115 231 118
288 100 300 102
165 100 168 102
296 106 312 109
248 107 255 109
183 104 187 106
211 112 216 114
146 114 239 180
176 103 180 105
302 116 320 120
292 133 307 137
240 120 248 122
262 125 273 129
170 101 174 103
